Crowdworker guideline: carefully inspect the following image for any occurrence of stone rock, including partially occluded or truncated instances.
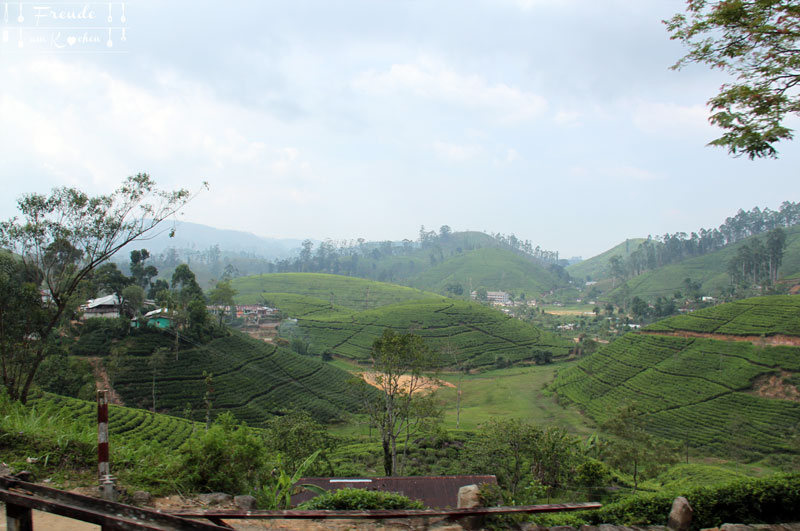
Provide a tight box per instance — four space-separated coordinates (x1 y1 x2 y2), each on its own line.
132 491 153 506
199 492 233 506
457 484 481 509
234 494 257 511
721 525 755 531
668 496 693 531
598 525 630 531
550 526 576 531
577 526 600 531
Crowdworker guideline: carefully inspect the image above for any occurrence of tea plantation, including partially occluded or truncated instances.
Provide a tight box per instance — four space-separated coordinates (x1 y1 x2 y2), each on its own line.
33 393 200 450
551 296 800 457
644 295 800 337
232 273 445 310
295 299 572 367
111 333 370 425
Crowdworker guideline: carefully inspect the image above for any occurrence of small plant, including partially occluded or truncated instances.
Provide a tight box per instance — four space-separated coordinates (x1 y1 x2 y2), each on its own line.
299 487 425 510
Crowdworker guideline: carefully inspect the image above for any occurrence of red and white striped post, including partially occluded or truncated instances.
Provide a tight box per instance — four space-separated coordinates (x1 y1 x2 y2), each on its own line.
97 389 116 501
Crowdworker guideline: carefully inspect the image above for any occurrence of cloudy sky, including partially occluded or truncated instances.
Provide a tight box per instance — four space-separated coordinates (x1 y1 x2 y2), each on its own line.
1 0 798 259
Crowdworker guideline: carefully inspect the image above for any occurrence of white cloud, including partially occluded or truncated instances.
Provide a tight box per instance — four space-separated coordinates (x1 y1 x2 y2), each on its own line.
0 57 316 197
632 101 712 137
554 110 582 127
433 140 483 162
353 58 547 123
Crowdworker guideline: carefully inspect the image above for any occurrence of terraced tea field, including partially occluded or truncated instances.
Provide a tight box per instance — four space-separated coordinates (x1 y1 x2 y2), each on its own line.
232 273 445 310
551 296 800 457
296 299 572 367
111 333 371 425
34 393 200 450
644 295 800 338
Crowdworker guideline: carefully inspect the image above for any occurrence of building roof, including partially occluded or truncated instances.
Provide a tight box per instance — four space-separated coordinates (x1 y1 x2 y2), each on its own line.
85 294 120 309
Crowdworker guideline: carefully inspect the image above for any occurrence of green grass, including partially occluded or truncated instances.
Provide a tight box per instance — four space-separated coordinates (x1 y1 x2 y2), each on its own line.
436 363 595 434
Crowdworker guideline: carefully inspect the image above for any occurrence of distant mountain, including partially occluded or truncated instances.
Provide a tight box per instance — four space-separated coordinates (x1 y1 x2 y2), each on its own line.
126 221 304 259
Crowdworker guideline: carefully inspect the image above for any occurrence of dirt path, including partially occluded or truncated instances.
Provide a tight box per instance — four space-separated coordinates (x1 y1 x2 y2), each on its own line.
640 330 800 347
360 371 455 393
0 507 100 530
85 357 124 405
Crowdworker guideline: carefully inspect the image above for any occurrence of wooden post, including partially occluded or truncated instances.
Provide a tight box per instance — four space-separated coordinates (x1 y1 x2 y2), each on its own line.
5 502 33 531
97 389 109 479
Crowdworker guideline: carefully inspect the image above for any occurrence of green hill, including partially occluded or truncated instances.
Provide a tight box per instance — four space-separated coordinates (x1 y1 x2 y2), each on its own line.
111 333 369 425
550 295 800 458
295 299 572 367
602 226 800 301
232 273 445 310
408 246 562 298
567 238 645 281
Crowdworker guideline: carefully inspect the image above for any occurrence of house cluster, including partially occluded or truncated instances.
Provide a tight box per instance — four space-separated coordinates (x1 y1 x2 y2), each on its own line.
80 294 277 329
470 290 511 305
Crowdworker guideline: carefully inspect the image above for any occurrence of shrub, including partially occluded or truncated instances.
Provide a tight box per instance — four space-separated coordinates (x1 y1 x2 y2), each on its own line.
299 488 425 510
173 412 267 494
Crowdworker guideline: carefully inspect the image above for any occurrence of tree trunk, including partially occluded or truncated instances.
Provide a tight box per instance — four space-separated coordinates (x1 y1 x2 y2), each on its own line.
382 437 392 476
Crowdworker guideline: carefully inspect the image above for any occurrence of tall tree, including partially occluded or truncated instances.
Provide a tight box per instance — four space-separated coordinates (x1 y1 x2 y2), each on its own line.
666 1 800 158
357 329 440 476
0 175 197 403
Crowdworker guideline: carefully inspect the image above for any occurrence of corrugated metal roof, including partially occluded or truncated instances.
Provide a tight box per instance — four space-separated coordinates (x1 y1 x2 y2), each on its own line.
293 475 497 509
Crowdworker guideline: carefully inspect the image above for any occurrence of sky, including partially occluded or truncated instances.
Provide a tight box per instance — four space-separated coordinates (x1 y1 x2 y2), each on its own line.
1 1 798 260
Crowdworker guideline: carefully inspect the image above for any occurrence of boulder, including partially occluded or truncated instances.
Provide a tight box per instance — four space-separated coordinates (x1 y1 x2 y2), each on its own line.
668 496 693 531
132 491 153 506
234 495 257 511
457 484 481 509
198 492 233 506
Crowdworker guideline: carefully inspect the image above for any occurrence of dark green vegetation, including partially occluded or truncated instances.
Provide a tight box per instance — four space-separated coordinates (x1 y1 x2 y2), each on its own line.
645 295 800 337
298 488 425 510
552 296 800 460
111 332 369 424
538 473 800 529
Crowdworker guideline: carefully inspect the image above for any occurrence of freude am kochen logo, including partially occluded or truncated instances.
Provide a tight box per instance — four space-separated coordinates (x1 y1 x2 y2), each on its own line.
1 2 129 52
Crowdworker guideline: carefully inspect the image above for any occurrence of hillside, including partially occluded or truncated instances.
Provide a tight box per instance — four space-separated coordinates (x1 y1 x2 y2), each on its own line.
111 333 370 425
408 246 562 298
294 299 572 367
605 225 800 301
550 295 800 458
567 238 645 281
232 273 446 310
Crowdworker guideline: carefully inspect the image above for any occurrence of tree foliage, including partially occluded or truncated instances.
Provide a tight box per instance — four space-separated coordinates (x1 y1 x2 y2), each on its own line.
356 329 440 476
666 0 800 158
0 174 196 403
